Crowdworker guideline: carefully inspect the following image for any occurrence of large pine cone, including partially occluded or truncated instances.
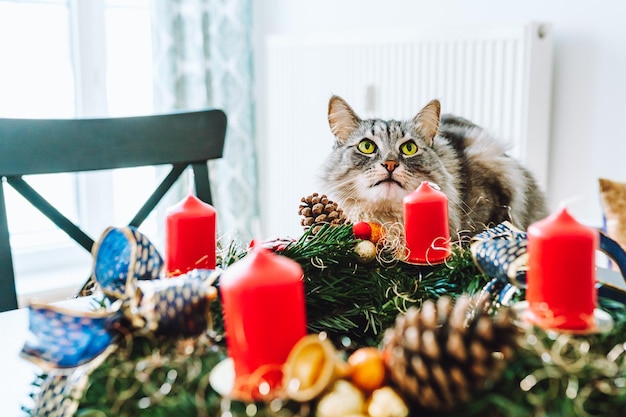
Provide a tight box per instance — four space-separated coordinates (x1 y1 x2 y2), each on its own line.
298 193 348 235
383 295 519 412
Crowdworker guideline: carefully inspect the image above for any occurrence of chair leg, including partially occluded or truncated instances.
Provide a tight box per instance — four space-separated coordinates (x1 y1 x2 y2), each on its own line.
0 182 18 311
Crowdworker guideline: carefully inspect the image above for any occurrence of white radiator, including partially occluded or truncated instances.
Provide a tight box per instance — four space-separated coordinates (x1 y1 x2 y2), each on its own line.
259 23 553 239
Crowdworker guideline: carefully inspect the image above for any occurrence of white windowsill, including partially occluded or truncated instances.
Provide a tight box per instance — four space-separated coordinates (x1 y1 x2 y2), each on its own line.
16 263 90 308
13 242 93 308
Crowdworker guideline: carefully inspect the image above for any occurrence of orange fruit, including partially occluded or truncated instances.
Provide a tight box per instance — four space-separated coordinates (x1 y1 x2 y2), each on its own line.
368 222 385 244
347 347 387 392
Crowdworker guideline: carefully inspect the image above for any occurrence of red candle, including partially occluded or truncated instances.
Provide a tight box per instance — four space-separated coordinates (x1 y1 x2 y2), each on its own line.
165 193 216 276
403 181 451 265
526 207 598 330
220 246 307 397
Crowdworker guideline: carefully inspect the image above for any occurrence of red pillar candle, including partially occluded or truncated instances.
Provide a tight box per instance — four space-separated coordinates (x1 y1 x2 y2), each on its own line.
526 207 598 331
403 181 451 265
220 246 307 397
165 193 216 276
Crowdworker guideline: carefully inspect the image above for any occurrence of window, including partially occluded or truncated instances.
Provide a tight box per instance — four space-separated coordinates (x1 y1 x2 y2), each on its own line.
0 0 156 304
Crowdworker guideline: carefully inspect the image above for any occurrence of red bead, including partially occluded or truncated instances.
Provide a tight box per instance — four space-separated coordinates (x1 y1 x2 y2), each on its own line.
353 221 372 240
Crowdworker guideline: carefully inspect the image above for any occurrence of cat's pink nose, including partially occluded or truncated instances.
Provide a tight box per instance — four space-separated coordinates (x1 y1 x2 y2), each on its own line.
383 160 399 172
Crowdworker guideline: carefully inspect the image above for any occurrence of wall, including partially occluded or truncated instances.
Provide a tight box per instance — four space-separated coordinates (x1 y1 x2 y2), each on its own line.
253 0 626 231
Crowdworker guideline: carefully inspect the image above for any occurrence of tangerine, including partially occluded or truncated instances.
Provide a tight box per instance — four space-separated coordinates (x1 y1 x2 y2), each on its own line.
347 347 387 392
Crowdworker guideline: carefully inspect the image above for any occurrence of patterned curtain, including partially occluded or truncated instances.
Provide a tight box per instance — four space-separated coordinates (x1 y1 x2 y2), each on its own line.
151 0 259 242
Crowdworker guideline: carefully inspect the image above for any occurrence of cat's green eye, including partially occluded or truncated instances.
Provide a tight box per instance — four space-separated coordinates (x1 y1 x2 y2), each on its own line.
357 139 377 155
400 141 418 156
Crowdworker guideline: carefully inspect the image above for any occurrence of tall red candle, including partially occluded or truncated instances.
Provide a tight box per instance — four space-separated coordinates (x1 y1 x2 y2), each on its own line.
165 193 216 276
403 181 451 265
526 207 598 330
220 246 307 396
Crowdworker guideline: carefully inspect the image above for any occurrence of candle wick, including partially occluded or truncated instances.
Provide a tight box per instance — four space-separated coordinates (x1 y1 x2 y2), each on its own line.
557 195 586 211
426 181 441 191
188 167 195 196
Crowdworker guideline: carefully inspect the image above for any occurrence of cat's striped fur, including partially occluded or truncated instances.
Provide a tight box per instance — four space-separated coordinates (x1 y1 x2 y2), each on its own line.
319 95 548 238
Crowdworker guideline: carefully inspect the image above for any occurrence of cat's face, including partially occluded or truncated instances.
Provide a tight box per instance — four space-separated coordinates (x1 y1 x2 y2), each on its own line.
320 95 447 212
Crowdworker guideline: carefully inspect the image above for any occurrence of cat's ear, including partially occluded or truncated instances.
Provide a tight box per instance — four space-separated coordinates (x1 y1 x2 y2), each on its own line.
328 95 361 144
413 99 441 146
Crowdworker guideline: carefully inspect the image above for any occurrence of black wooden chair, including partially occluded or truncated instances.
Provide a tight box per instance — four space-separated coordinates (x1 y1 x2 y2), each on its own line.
0 109 227 311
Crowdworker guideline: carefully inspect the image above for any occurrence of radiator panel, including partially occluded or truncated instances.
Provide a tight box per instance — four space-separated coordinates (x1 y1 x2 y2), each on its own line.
260 23 553 238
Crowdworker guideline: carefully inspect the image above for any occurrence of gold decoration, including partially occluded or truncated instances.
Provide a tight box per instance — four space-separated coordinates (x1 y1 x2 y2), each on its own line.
315 380 366 417
354 240 377 263
367 387 409 417
283 334 349 402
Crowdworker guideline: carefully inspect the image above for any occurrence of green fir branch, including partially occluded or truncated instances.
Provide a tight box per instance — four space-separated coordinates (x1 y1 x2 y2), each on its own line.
281 224 487 345
214 224 487 345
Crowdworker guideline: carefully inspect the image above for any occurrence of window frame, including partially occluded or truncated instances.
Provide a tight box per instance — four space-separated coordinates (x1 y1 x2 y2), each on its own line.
7 0 155 303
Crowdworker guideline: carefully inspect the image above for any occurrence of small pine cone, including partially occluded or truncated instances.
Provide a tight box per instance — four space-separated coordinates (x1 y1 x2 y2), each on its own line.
298 193 348 235
383 295 518 412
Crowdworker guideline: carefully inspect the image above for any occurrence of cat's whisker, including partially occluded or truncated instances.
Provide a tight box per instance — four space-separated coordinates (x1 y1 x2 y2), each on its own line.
452 229 474 244
501 204 517 227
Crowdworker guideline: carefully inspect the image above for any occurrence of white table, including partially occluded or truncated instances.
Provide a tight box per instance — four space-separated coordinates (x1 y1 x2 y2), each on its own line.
0 307 38 416
0 296 95 416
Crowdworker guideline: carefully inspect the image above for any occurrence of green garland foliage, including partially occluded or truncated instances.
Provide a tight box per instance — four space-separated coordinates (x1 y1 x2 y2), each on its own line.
27 224 626 417
76 333 225 417
216 223 488 346
283 224 487 345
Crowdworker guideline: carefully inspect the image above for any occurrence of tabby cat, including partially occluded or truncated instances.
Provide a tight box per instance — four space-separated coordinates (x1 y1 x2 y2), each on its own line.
319 95 548 238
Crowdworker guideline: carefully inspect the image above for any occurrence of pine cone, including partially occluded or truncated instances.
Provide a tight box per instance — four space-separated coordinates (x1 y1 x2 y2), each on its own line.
383 295 518 412
299 193 348 235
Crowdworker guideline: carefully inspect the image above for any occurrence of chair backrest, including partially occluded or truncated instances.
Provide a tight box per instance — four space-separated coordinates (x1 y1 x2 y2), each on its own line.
0 109 227 311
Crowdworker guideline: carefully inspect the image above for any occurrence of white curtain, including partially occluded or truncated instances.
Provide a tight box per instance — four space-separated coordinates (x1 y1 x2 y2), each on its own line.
151 0 259 242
